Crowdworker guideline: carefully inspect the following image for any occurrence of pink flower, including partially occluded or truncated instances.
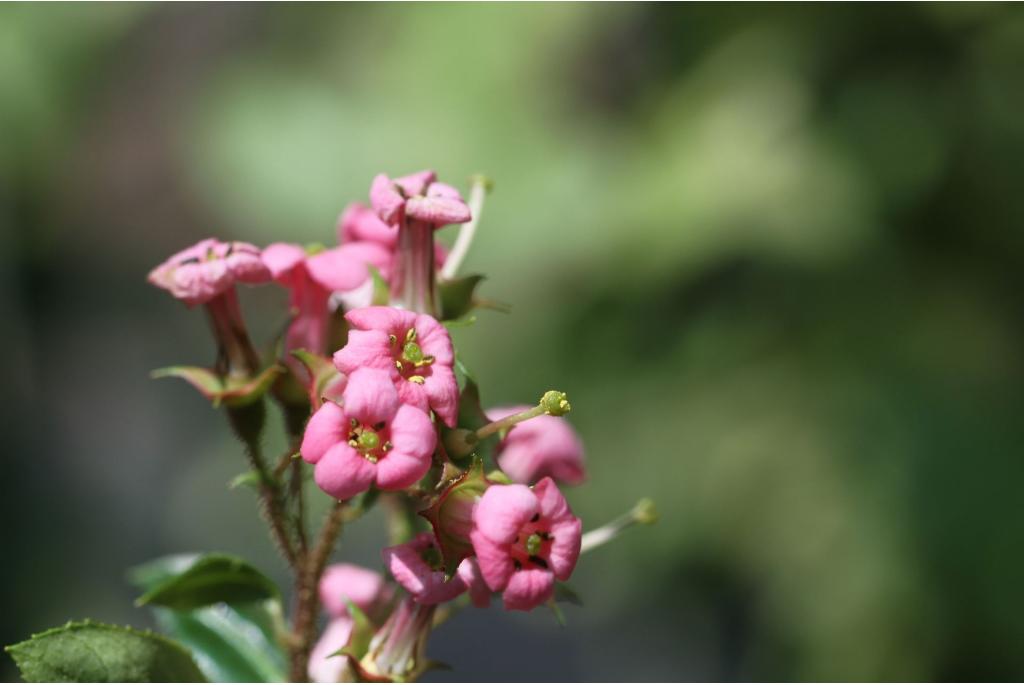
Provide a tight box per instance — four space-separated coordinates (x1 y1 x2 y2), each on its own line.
263 242 391 359
308 617 354 683
300 368 436 500
333 306 459 427
382 533 467 605
320 563 391 619
148 238 270 306
487 406 586 486
469 478 582 611
369 171 471 228
338 202 448 266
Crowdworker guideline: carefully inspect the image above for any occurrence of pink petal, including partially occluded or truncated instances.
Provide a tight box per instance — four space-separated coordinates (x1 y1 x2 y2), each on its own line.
369 173 405 225
533 477 571 521
412 314 454 366
342 368 399 425
423 365 459 428
489 409 586 486
262 242 306 280
393 170 436 197
456 558 492 608
382 534 465 605
305 247 370 292
319 563 389 617
333 330 395 374
405 196 471 226
547 517 582 581
502 568 554 611
301 401 348 465
375 449 431 491
425 182 464 202
308 617 354 683
473 484 537 545
337 202 397 247
345 306 417 335
314 443 377 500
388 404 437 459
469 530 514 592
335 241 393 281
396 378 431 415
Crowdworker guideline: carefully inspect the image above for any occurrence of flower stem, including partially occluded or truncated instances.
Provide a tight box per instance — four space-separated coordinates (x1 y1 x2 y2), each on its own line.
288 499 345 682
474 404 545 440
440 175 490 280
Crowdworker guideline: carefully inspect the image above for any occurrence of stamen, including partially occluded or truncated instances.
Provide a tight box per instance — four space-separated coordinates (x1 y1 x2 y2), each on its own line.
408 375 425 384
405 328 417 343
389 334 397 346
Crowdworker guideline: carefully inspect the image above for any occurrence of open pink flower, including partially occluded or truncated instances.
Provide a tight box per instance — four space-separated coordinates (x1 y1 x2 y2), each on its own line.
487 406 586 486
470 478 582 611
300 368 436 500
382 533 467 605
263 242 391 360
320 563 391 619
333 306 458 427
308 617 355 683
148 238 270 306
369 171 471 228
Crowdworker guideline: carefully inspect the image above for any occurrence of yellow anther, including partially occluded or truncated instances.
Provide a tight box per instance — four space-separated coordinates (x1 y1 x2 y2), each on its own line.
408 375 425 385
405 327 417 343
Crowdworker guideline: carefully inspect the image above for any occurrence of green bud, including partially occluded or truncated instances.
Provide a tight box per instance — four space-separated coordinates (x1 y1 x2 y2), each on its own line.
540 390 571 416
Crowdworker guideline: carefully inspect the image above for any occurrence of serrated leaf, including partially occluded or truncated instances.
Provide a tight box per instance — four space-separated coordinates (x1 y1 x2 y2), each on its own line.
5 620 207 682
438 274 485 321
135 553 281 611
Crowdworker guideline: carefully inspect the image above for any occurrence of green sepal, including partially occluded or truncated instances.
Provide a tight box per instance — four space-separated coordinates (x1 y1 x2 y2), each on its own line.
334 601 374 662
151 364 284 408
291 349 344 410
134 553 281 611
438 274 485 321
5 620 207 683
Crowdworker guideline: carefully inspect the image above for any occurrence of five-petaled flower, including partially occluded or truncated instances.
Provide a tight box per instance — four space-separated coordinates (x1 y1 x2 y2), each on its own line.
148 238 270 307
382 532 469 605
369 170 472 228
301 368 436 500
487 405 586 486
333 306 459 427
470 478 582 611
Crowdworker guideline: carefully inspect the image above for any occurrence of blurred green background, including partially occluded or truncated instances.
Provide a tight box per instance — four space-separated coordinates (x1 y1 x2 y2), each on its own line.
4 2 1024 681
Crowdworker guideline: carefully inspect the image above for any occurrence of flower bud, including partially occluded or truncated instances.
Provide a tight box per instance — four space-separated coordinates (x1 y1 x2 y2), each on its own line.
419 460 491 575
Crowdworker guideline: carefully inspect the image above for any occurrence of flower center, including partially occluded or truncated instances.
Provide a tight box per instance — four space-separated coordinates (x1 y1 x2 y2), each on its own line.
510 515 554 571
348 419 392 463
390 328 435 384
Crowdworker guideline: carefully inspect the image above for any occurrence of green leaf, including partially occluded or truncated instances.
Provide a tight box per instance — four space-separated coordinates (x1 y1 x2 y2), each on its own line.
134 553 281 611
5 620 207 682
228 470 263 490
438 274 485 321
148 605 286 683
129 554 287 683
337 601 374 661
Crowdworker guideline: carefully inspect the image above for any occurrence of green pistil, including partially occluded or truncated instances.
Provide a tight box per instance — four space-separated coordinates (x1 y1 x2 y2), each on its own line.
525 533 542 556
358 429 380 452
403 341 424 364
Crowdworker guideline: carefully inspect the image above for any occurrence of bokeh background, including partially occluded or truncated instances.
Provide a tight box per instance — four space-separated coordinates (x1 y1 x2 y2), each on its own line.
4 2 1024 681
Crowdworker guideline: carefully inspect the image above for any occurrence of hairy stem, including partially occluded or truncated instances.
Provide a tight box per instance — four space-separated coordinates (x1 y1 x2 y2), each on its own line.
288 500 345 682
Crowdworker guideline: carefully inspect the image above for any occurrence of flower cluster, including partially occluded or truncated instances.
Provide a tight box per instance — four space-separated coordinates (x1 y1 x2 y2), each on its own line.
144 169 648 683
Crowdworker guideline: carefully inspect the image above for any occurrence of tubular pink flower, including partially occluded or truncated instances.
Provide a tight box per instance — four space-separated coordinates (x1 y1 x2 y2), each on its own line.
333 306 459 427
469 477 582 611
487 406 586 486
319 563 392 619
300 368 436 500
337 202 448 267
369 171 471 229
148 238 270 307
263 242 391 363
382 533 467 605
308 617 354 683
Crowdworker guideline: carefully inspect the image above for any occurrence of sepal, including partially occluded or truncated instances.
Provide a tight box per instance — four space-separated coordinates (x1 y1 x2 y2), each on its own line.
151 363 284 408
419 459 492 576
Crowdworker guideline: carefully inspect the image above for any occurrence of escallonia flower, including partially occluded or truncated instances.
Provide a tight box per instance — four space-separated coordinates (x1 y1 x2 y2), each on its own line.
382 533 469 605
337 203 449 267
486 405 586 486
469 477 582 611
369 171 471 228
309 563 394 683
148 238 275 397
333 306 459 427
300 368 436 500
262 241 391 374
